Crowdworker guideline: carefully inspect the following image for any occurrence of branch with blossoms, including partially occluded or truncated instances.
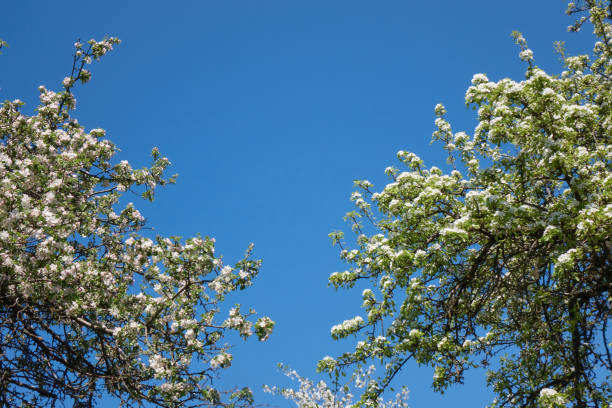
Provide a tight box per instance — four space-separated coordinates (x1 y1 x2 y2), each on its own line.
323 2 612 407
0 38 274 407
265 363 409 408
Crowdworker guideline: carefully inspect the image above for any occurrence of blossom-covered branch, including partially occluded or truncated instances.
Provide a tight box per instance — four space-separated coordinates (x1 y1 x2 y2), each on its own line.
325 2 612 407
0 37 274 407
265 364 409 408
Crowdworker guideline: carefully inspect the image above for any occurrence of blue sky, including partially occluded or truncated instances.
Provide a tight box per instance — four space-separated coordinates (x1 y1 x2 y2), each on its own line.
0 1 595 407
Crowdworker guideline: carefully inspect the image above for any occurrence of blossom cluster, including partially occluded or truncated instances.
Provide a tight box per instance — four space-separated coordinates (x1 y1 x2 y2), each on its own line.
330 316 364 340
265 364 409 408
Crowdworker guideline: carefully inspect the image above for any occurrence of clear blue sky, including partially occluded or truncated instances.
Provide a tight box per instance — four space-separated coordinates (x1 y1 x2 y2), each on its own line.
0 1 594 406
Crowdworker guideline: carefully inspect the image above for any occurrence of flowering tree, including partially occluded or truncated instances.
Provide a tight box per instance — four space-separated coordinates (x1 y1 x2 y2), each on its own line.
324 2 612 407
264 365 409 408
567 0 612 24
0 38 274 407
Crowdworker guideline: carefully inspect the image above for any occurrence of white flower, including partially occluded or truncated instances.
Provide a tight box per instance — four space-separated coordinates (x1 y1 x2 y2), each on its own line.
184 328 196 340
210 353 232 369
42 208 59 225
471 73 489 84
434 103 446 115
49 179 62 188
519 49 534 61
331 316 364 338
557 248 578 267
90 128 105 137
149 354 166 377
539 387 566 405
321 355 335 363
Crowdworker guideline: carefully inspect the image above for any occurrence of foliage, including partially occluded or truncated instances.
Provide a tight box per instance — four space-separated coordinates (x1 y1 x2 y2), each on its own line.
0 38 274 407
264 364 409 408
324 2 612 407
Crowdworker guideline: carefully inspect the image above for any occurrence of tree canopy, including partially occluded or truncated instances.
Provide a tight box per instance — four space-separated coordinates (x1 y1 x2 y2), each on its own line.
3 1 612 408
0 38 274 407
323 2 612 407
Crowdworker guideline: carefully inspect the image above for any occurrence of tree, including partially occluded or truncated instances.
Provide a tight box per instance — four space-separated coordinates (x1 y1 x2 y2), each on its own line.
323 2 612 407
0 38 274 407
